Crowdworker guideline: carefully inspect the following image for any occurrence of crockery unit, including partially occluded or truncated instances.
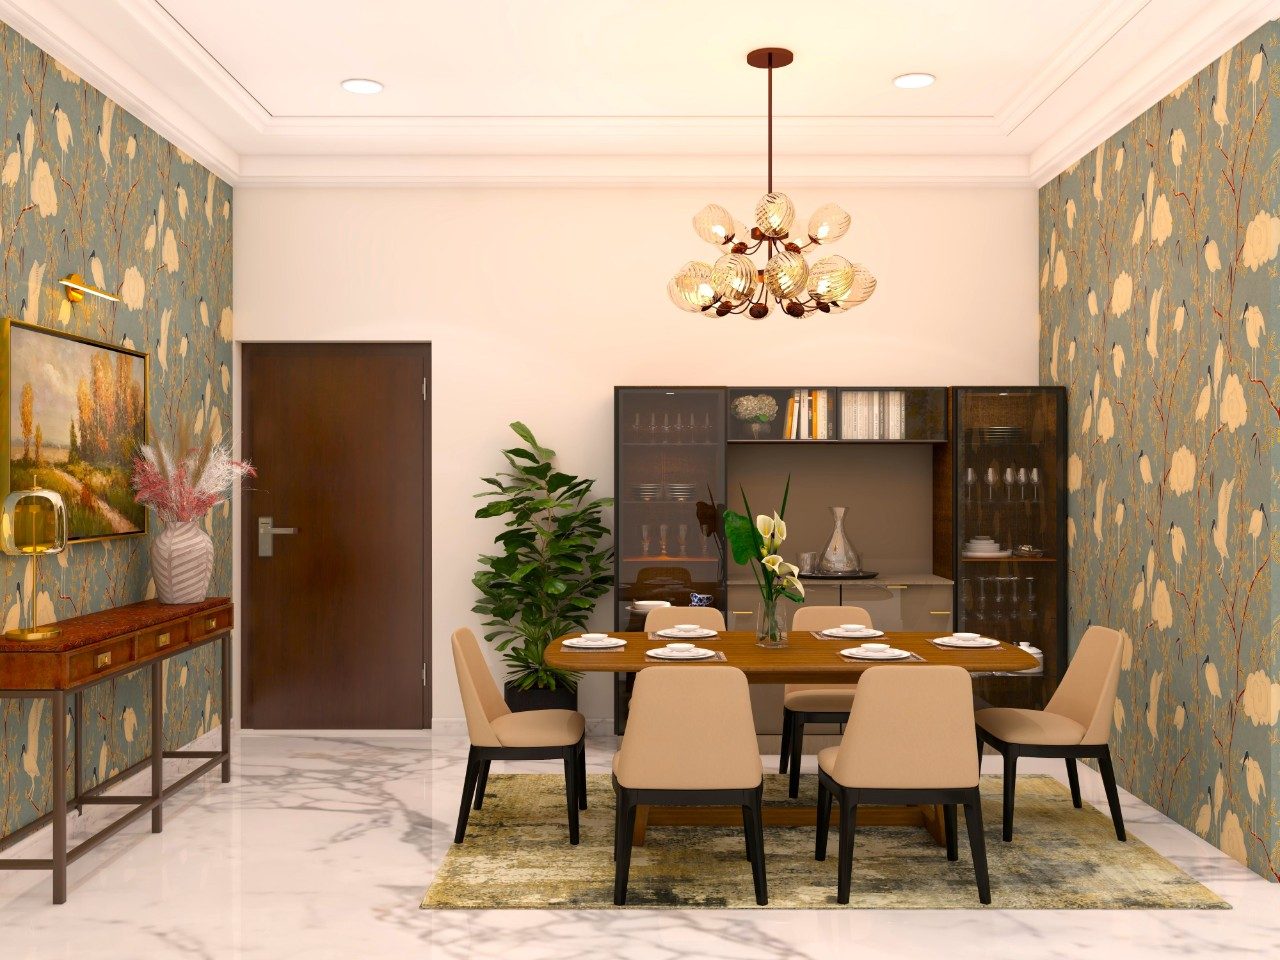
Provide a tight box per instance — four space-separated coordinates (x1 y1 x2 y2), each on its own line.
613 386 1067 724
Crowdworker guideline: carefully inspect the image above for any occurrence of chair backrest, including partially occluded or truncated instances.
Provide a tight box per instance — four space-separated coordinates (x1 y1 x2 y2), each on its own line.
643 606 727 633
451 627 512 747
830 665 978 789
1045 625 1123 744
614 666 762 790
791 605 873 632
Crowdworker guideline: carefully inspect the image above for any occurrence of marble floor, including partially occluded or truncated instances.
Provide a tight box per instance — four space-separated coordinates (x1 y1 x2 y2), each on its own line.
0 730 1276 959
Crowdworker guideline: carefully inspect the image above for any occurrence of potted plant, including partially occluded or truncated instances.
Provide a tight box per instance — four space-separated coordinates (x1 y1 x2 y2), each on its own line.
732 393 779 439
473 422 614 711
723 477 805 647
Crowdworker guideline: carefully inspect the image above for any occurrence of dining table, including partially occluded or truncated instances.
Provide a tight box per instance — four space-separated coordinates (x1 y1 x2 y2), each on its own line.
546 629 1040 846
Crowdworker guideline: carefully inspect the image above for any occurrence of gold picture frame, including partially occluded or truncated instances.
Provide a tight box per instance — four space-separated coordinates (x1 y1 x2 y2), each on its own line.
1 318 149 542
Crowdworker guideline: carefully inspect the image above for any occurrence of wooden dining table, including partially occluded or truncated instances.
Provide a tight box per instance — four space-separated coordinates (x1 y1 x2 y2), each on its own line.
547 630 1039 845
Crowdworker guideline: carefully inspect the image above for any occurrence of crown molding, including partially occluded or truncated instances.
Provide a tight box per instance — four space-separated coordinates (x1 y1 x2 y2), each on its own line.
1029 0 1278 185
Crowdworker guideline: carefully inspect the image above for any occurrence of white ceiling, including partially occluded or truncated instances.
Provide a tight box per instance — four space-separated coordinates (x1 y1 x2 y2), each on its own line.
2 0 1276 185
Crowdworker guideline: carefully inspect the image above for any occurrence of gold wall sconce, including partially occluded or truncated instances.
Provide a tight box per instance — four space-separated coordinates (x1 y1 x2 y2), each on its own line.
1 479 68 640
59 273 120 303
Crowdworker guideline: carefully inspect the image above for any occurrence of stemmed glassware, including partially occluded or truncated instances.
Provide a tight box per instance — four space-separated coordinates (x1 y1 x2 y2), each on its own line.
965 467 977 503
640 524 651 557
985 467 998 502
1003 466 1016 502
677 523 688 556
658 523 669 557
1029 467 1040 502
1017 467 1028 501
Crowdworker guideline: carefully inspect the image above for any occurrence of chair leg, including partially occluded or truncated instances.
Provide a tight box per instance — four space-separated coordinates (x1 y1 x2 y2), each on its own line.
1065 757 1082 808
837 794 858 904
747 787 768 905
963 788 991 904
454 748 482 844
577 741 588 810
1097 747 1127 841
563 747 580 845
472 759 491 811
815 779 832 861
944 803 958 862
779 709 794 774
788 715 805 799
614 793 637 905
741 804 755 861
1001 748 1018 841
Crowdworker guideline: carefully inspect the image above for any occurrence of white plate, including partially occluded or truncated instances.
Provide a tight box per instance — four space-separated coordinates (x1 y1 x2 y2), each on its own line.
840 647 911 661
563 637 628 649
646 647 716 660
963 550 1012 558
655 627 718 639
933 636 1000 648
820 628 886 639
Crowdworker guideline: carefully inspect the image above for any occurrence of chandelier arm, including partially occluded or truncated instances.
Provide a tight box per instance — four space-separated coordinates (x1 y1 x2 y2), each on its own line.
767 51 773 193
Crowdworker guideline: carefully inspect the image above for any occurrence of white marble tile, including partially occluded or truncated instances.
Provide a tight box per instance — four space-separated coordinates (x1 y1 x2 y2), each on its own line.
0 732 1274 959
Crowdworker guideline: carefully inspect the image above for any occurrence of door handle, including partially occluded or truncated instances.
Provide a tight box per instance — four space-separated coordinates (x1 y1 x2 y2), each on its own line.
258 516 298 557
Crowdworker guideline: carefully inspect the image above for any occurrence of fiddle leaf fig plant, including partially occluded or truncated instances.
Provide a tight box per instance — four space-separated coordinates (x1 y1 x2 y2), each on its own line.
473 422 614 692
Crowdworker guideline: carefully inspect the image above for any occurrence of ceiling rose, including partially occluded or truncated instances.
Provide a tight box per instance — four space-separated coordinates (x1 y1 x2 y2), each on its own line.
668 48 876 319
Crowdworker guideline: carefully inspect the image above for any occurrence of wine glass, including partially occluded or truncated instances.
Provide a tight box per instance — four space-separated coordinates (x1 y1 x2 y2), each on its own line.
975 577 989 628
677 523 688 556
647 413 659 444
640 524 651 557
1003 466 1016 502
965 467 977 503
631 412 642 441
658 523 669 557
1017 467 1028 501
985 467 998 502
661 413 671 442
673 413 684 442
1029 467 1041 503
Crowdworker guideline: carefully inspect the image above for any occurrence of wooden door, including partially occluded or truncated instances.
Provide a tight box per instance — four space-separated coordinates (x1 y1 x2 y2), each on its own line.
242 343 429 728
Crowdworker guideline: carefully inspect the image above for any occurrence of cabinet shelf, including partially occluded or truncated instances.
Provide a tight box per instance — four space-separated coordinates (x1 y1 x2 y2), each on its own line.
621 555 719 563
961 556 1057 563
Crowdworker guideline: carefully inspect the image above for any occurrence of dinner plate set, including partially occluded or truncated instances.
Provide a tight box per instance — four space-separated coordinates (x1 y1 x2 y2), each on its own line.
963 535 1012 559
839 643 911 661
933 632 1000 648
819 624 886 640
562 633 627 650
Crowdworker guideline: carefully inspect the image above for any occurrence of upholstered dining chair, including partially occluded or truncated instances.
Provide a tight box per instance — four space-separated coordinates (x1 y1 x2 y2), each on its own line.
975 625 1125 843
613 666 767 905
451 627 587 845
642 605 727 633
780 605 873 798
815 664 990 905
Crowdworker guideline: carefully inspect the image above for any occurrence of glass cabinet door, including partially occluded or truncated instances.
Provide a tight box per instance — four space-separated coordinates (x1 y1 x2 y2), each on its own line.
615 388 726 631
953 387 1066 707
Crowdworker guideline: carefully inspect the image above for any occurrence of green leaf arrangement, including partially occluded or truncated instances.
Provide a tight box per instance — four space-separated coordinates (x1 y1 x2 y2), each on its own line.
722 475 806 605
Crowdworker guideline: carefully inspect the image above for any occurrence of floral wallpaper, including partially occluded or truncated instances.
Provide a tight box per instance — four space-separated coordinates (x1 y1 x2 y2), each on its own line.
0 22 232 841
1039 21 1279 880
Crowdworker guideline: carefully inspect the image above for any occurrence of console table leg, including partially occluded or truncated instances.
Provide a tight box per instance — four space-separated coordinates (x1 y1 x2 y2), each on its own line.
51 689 67 905
221 636 232 783
73 691 83 815
151 662 164 833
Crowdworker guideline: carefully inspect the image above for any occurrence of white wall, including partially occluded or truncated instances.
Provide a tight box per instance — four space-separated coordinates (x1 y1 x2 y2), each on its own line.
232 184 1039 724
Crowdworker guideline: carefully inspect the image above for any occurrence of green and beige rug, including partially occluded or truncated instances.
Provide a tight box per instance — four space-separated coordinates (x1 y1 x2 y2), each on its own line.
423 773 1227 909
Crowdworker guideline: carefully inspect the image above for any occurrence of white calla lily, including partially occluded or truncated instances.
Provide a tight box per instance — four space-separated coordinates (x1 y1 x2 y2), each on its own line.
783 575 805 598
761 554 785 573
779 561 799 578
756 514 775 541
772 513 787 544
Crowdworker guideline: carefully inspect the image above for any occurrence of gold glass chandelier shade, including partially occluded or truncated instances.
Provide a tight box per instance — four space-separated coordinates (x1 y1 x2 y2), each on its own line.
829 263 878 311
807 255 856 304
667 260 718 312
807 203 851 243
763 250 808 299
693 204 737 246
754 192 795 238
711 253 758 305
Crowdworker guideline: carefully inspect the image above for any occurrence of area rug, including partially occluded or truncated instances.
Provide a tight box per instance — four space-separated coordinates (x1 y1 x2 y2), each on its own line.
422 773 1227 909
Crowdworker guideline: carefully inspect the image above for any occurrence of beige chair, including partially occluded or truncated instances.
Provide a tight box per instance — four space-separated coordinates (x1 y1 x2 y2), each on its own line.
613 666 767 905
976 625 1125 842
780 606 873 798
451 628 587 844
642 606 727 633
816 665 989 904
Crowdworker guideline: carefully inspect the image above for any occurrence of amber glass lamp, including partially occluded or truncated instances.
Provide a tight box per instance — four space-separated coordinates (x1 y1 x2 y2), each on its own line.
1 480 67 641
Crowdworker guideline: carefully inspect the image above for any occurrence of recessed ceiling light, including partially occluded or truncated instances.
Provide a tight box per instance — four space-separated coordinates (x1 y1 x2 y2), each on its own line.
893 73 935 89
341 78 383 95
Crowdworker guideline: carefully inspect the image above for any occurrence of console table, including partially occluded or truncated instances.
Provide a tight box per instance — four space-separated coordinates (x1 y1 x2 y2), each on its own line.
0 597 233 904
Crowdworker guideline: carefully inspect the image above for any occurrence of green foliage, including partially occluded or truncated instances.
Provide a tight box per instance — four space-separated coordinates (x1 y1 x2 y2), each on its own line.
472 422 614 691
722 477 803 604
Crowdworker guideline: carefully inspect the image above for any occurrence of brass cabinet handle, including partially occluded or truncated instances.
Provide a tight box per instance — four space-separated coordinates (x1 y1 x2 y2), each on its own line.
95 651 112 669
885 585 907 590
929 610 952 615
205 617 217 631
157 632 171 648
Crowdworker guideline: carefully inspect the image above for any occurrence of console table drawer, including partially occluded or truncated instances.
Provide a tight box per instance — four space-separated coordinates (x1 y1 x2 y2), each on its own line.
137 621 189 657
68 637 136 683
190 606 233 639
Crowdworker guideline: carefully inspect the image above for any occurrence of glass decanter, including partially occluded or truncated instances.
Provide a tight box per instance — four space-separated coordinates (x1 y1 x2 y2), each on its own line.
817 506 862 575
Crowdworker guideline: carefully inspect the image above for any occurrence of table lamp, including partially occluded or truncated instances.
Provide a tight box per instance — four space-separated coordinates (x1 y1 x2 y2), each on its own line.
1 478 67 641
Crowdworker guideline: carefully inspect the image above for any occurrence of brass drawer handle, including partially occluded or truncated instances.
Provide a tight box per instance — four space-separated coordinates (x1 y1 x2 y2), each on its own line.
205 617 218 631
929 610 952 615
95 651 112 669
157 632 171 648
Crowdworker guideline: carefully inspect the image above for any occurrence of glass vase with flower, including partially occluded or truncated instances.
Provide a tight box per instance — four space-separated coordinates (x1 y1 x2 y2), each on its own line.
723 477 805 648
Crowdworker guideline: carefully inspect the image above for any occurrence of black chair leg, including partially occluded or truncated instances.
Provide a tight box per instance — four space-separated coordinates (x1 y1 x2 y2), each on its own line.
746 788 768 905
1001 748 1018 841
788 716 805 799
963 788 991 904
1065 757 1082 808
614 795 637 905
741 804 756 861
454 748 482 844
836 795 858 904
815 779 832 861
472 759 491 810
1097 747 1127 841
563 747 580 845
944 803 958 861
779 709 794 774
577 741 588 810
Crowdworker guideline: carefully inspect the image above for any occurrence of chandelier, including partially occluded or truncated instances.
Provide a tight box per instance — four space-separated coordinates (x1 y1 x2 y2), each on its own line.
667 48 877 319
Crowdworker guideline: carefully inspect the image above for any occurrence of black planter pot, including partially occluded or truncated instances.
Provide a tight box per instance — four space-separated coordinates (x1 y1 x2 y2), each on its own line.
504 681 578 713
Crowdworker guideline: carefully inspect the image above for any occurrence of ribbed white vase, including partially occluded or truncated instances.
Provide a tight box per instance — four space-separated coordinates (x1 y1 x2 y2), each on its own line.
150 520 215 604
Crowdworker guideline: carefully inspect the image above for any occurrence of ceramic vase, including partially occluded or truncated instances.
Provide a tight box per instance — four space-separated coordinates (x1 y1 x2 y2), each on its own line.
818 506 862 575
749 421 772 440
151 520 215 604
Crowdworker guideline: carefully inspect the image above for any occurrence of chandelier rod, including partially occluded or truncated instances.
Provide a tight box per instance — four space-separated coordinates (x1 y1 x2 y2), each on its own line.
767 51 773 194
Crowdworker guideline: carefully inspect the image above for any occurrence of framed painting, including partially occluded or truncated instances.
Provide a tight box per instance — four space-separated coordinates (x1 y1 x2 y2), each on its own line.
2 319 149 541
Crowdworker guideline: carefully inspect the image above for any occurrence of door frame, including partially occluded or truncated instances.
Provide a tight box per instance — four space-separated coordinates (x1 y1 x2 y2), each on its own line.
240 341 432 729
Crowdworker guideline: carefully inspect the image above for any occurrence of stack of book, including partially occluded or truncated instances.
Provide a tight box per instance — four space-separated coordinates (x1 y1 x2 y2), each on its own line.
840 390 908 439
783 388 834 440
